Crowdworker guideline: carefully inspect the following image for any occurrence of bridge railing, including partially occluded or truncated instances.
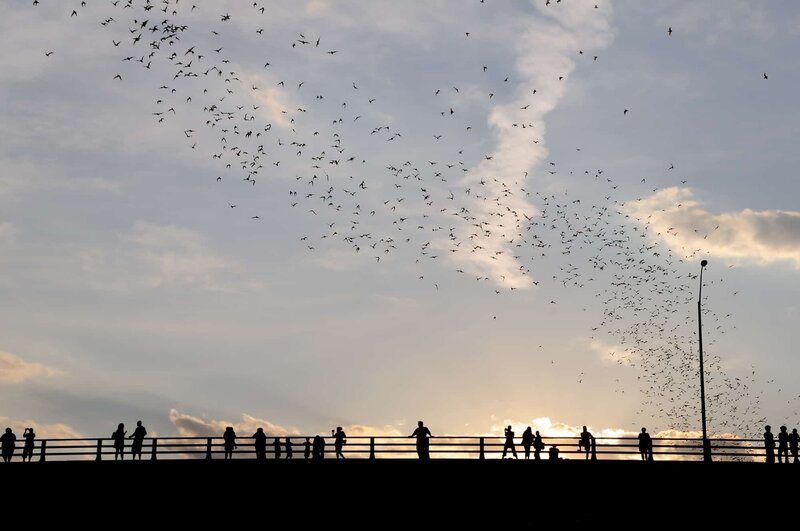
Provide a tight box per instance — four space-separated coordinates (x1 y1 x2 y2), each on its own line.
3 435 774 462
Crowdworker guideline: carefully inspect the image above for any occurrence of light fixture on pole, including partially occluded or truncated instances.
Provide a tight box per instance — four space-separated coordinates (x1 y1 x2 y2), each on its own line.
698 259 712 462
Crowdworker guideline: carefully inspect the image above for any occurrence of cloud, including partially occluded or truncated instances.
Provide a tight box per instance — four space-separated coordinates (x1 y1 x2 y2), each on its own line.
627 187 800 269
0 350 60 383
247 74 300 130
0 159 123 198
655 0 773 45
169 409 299 438
587 338 637 367
450 1 615 288
0 416 83 439
168 409 406 457
305 0 329 16
341 424 403 437
169 408 404 438
72 221 259 293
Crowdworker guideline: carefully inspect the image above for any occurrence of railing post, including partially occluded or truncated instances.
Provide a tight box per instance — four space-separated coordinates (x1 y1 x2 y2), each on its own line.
206 437 212 460
95 439 102 461
479 437 485 460
39 440 47 462
151 438 158 461
369 437 375 459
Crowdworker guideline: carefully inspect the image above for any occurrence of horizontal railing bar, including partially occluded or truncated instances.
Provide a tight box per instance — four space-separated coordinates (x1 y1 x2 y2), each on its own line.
3 434 780 463
19 436 772 442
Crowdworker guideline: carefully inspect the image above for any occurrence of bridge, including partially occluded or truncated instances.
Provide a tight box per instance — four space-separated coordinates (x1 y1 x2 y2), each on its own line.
4 434 771 461
1 434 795 524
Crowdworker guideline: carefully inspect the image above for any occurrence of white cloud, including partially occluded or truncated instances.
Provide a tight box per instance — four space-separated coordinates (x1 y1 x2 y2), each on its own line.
169 408 405 439
451 0 615 288
246 74 301 130
0 350 60 383
655 1 773 45
305 0 329 16
73 221 258 293
168 409 407 457
0 159 123 198
0 416 82 439
587 338 637 367
628 187 800 269
169 409 299 438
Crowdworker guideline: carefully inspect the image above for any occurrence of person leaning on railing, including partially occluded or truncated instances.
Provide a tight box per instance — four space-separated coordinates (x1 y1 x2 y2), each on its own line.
409 421 433 459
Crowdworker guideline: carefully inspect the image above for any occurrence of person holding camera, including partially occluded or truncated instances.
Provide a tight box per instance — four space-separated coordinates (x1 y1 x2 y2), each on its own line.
502 425 518 459
22 428 36 462
332 427 347 459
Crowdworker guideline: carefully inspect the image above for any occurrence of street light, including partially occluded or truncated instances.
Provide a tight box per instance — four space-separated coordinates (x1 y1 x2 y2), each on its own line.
697 259 712 462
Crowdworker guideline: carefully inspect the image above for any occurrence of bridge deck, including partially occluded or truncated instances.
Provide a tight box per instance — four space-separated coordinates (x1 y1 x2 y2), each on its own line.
2 459 795 523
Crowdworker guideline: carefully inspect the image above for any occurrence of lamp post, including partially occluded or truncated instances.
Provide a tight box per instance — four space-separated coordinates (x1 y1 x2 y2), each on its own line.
697 259 712 462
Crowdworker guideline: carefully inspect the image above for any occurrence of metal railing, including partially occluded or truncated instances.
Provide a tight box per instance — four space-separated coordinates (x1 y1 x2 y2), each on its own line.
0 435 784 462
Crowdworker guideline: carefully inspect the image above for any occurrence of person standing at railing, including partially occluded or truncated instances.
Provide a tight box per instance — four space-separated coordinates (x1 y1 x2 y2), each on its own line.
534 431 545 460
521 427 534 459
638 428 653 462
252 428 267 461
223 427 237 460
22 428 36 462
1 427 16 463
312 434 325 460
409 420 433 459
790 428 799 464
502 425 518 459
764 425 775 463
777 426 789 464
578 426 594 460
332 427 347 459
129 420 147 461
303 437 311 459
273 437 282 459
285 437 293 459
112 423 126 460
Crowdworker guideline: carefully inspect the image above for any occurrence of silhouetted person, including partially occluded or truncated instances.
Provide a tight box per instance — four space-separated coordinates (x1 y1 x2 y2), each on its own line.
273 437 281 459
638 427 653 461
502 425 518 459
129 420 147 460
22 428 35 462
252 428 267 461
777 425 789 464
312 434 325 460
409 421 432 459
790 428 799 464
764 425 775 463
285 437 293 459
521 427 534 459
112 423 126 460
1 428 16 463
332 427 347 459
548 445 559 461
578 426 594 460
534 431 545 460
303 437 311 459
223 427 237 459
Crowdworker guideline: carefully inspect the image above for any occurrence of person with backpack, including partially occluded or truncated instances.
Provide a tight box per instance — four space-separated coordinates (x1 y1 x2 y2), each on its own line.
112 423 126 460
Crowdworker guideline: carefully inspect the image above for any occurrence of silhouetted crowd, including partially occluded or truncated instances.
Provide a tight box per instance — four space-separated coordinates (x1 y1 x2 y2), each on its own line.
1 421 798 463
763 425 800 464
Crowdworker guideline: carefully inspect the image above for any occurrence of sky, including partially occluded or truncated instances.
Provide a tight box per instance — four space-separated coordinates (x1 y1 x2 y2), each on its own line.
1 0 799 446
